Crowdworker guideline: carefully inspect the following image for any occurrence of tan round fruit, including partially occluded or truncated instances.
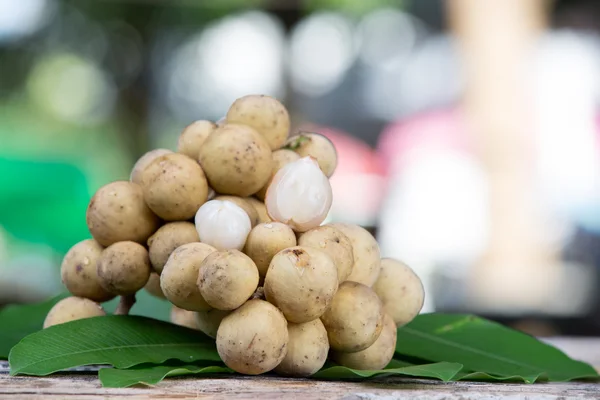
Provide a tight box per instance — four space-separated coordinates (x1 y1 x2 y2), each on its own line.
264 246 338 323
144 272 165 299
86 181 160 247
60 239 114 302
170 306 200 330
198 250 259 310
97 241 151 296
147 222 199 273
255 149 300 200
198 123 272 197
332 314 397 370
298 225 354 282
327 223 380 286
216 299 288 375
373 258 425 327
43 297 105 329
284 132 337 177
130 149 173 185
274 319 329 377
196 308 231 338
226 95 290 150
213 195 259 227
245 197 271 223
320 281 384 352
177 120 217 159
160 243 216 311
141 153 209 221
243 222 296 282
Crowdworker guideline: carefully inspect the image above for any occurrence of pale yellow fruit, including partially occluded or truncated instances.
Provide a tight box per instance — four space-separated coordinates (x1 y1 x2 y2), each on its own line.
243 222 296 283
97 241 151 296
144 272 166 299
245 197 272 223
213 195 259 227
298 225 354 282
147 221 199 273
274 319 329 377
284 132 337 177
43 297 105 328
170 306 200 330
373 258 425 327
196 308 231 339
256 149 300 200
130 149 173 185
177 120 217 160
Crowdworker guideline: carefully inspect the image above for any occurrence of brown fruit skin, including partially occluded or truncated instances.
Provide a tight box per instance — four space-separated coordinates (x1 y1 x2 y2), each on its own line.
130 149 173 185
255 149 300 200
144 272 165 299
97 241 151 296
170 306 200 330
298 225 354 282
245 197 272 223
373 258 425 327
43 297 105 328
86 181 160 247
198 250 259 310
147 222 199 274
226 94 290 150
243 222 297 283
332 313 397 370
216 299 288 375
198 123 273 197
320 281 384 352
213 195 259 227
141 153 209 221
60 239 115 302
274 319 329 377
177 120 217 160
196 308 231 338
284 132 337 177
327 223 381 287
264 246 338 323
160 243 216 311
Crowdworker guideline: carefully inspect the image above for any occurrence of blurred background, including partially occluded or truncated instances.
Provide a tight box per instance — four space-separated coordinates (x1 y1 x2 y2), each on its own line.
2 0 600 336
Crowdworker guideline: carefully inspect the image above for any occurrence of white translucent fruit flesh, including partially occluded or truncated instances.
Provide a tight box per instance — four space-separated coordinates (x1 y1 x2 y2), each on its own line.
194 200 252 251
265 156 332 232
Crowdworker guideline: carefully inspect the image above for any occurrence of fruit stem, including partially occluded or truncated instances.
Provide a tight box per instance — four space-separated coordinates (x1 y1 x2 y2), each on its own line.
115 294 136 315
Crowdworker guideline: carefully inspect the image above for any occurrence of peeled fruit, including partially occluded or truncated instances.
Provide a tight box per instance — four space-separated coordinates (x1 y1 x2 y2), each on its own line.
130 148 173 185
86 181 160 247
298 225 354 282
256 149 300 200
196 308 231 338
284 132 337 177
373 258 425 327
332 313 397 370
199 123 273 197
274 319 329 377
160 242 216 311
194 200 252 251
327 223 380 286
60 239 114 302
43 297 105 328
213 195 259 227
264 246 338 323
265 157 332 233
170 305 200 330
97 241 151 296
226 94 290 150
147 221 199 273
320 281 384 352
197 250 259 310
141 153 209 221
216 299 288 375
243 222 297 282
177 120 216 159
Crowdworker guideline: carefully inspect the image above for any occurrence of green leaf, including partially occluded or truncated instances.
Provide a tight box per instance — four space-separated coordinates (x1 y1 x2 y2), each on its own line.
454 370 545 383
0 293 70 359
396 314 599 383
312 361 463 382
9 315 220 376
99 363 233 388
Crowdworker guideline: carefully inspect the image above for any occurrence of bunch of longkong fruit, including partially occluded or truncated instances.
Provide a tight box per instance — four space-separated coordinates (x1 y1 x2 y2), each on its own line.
45 94 425 376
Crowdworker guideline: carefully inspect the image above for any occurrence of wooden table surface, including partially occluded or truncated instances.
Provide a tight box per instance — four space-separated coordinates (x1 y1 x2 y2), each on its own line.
1 337 599 400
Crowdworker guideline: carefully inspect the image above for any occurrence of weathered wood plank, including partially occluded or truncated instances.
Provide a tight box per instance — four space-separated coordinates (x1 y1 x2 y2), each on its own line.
1 373 600 400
